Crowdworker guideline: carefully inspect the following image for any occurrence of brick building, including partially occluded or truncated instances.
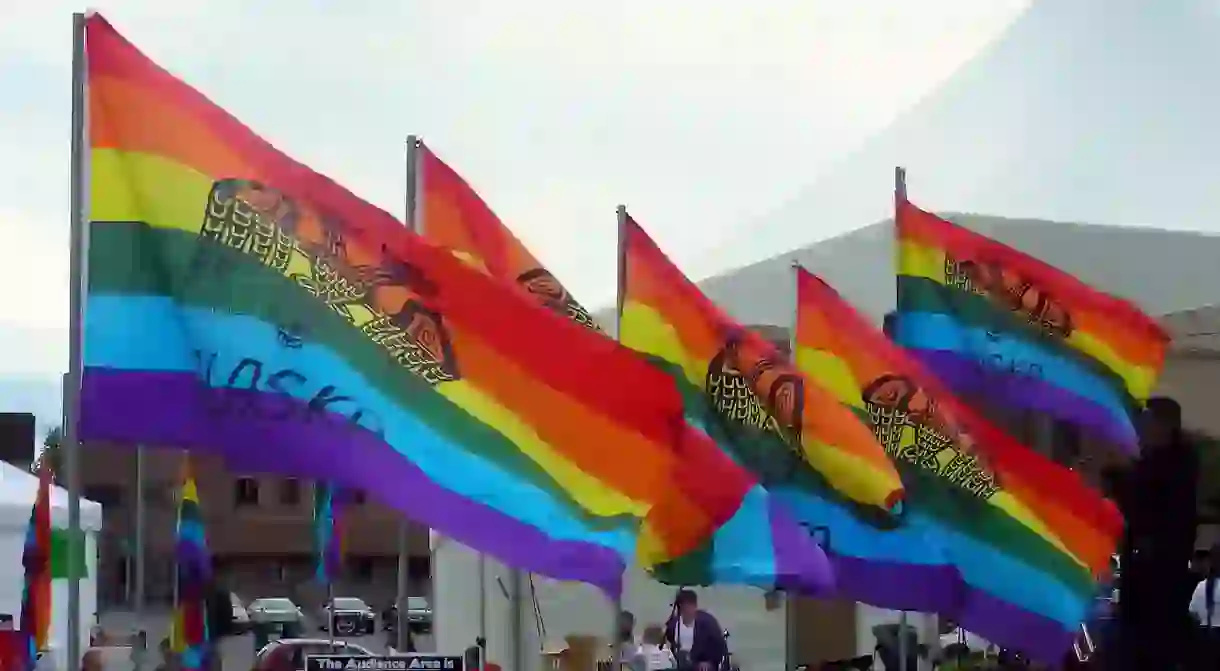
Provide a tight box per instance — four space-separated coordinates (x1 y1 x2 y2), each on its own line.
81 443 431 611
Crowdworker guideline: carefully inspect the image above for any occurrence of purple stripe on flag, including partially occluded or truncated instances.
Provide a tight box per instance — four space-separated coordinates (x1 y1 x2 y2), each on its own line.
827 553 1075 664
912 349 1136 453
81 368 626 595
768 496 834 593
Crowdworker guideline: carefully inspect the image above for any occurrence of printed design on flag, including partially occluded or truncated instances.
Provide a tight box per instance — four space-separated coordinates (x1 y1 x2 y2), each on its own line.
191 179 459 385
705 333 804 463
945 256 1074 340
860 373 1000 500
515 267 600 330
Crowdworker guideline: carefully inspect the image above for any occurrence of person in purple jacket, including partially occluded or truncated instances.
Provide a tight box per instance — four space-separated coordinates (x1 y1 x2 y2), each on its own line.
663 590 726 671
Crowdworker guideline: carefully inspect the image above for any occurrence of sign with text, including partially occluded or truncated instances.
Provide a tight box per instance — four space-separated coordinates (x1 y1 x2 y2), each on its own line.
306 655 464 671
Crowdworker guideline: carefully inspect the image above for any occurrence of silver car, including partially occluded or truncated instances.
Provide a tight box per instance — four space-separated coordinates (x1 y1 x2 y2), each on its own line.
406 596 432 632
248 598 306 627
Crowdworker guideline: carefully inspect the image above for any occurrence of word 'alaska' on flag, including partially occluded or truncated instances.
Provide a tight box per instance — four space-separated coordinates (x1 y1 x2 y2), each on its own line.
617 212 904 519
414 147 831 591
893 197 1169 459
795 266 1122 664
313 484 344 583
81 14 737 595
417 143 601 331
20 460 51 656
172 462 210 671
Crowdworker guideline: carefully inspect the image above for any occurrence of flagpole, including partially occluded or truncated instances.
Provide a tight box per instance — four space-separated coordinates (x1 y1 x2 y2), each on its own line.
396 135 421 654
66 11 88 669
891 166 913 671
134 445 147 669
785 261 803 671
610 205 629 655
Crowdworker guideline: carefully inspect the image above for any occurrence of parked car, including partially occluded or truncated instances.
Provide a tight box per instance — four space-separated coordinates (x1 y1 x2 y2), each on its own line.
253 639 374 671
320 597 376 636
406 596 432 632
248 598 306 636
231 593 251 634
383 596 432 633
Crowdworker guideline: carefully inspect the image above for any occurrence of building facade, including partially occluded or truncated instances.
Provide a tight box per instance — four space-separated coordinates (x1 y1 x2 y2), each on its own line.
79 443 431 611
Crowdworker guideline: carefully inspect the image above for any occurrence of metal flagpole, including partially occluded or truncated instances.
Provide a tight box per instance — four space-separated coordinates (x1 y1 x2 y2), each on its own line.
134 446 147 669
66 11 88 669
397 134 420 654
892 165 914 671
478 555 487 662
610 205 631 657
785 262 804 671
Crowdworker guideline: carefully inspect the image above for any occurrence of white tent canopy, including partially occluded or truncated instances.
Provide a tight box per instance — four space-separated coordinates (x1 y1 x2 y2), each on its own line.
0 460 102 667
0 461 103 533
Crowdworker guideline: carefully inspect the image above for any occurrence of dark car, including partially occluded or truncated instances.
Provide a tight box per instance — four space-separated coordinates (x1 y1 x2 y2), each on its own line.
383 596 432 633
320 597 376 636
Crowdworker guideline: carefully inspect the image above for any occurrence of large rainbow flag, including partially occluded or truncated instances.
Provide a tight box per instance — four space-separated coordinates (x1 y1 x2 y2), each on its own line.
618 213 904 518
795 267 1122 663
415 144 831 589
81 14 731 594
313 484 344 584
20 461 51 661
893 198 1169 458
171 463 210 671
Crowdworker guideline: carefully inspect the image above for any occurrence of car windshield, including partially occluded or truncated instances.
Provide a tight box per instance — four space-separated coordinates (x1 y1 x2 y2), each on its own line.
332 598 368 610
252 598 295 610
407 597 429 610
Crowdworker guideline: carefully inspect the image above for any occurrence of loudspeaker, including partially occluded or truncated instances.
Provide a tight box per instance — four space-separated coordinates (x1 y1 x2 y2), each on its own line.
0 414 35 466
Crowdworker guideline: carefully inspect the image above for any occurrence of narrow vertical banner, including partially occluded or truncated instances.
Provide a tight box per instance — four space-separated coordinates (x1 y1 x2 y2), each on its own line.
313 484 341 646
172 460 211 671
21 459 52 661
65 11 88 669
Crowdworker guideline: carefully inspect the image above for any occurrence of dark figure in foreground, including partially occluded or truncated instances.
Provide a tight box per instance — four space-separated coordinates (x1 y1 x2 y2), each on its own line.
1114 397 1198 670
664 590 725 671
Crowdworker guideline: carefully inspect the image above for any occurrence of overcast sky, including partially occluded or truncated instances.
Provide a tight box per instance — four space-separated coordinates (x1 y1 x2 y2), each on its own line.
0 0 1031 421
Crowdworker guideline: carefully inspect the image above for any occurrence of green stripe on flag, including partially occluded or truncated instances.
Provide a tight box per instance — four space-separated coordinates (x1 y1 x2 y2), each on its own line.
50 528 88 579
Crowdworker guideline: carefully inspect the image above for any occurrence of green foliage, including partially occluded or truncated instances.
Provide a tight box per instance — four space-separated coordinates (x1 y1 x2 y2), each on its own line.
33 425 63 480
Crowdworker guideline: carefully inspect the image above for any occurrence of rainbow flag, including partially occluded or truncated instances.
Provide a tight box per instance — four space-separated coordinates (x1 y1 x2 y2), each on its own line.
313 484 344 583
795 267 1123 663
171 463 210 671
20 461 51 660
418 144 601 331
80 14 731 594
893 198 1169 458
417 145 831 590
618 213 904 518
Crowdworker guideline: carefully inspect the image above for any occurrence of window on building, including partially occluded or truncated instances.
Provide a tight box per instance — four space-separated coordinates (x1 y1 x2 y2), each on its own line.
280 478 301 506
144 484 173 508
352 557 374 583
83 485 123 508
234 478 260 507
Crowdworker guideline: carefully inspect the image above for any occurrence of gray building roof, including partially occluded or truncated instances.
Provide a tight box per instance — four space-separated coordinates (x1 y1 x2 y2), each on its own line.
692 213 1220 338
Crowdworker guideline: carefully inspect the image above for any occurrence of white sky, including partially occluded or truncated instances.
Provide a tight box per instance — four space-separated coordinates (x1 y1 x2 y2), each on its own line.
0 0 1030 384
